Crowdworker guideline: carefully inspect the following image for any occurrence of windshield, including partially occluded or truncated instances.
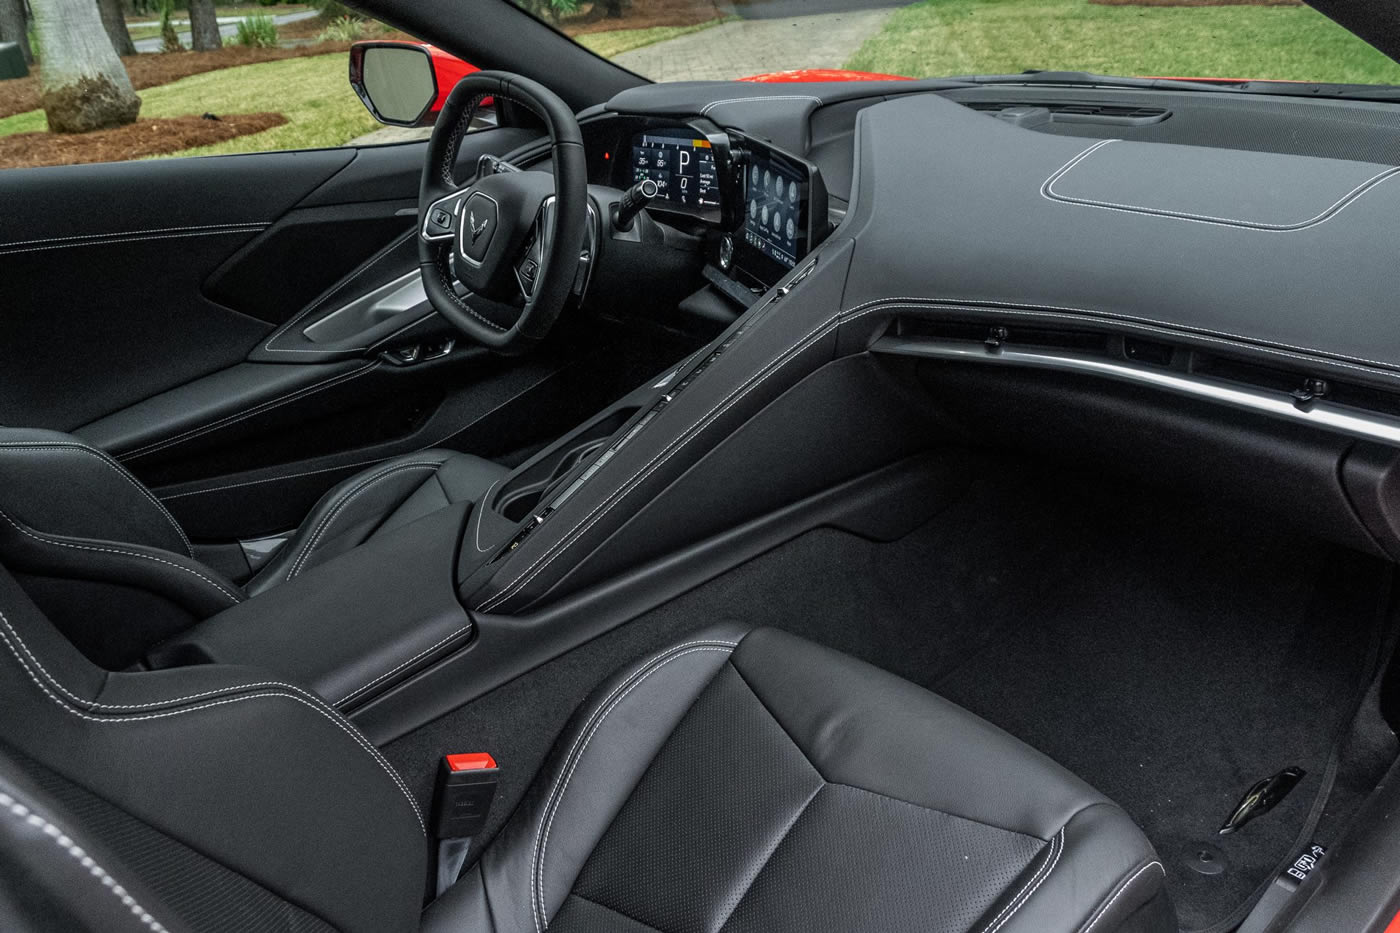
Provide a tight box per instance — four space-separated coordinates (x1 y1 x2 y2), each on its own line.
529 0 1400 86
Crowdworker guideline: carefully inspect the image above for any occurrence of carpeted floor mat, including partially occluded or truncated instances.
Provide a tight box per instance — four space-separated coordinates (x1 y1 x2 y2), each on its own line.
387 459 1395 930
617 463 1395 930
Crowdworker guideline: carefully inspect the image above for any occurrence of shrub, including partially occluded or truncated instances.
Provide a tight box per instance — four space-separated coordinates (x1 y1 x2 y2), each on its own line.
309 0 360 21
317 14 363 42
235 14 279 47
160 0 184 52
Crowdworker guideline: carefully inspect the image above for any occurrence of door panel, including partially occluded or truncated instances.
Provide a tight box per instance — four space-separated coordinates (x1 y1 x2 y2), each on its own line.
1 148 355 429
1 125 700 544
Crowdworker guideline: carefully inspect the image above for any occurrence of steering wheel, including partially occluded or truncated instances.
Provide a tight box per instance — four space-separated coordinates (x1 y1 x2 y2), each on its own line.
418 72 588 354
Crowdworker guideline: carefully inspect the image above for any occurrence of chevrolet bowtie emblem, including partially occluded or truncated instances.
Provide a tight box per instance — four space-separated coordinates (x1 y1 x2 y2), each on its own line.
469 210 490 243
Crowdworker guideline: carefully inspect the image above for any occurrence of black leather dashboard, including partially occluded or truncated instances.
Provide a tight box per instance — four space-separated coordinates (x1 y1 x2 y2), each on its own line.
839 92 1400 388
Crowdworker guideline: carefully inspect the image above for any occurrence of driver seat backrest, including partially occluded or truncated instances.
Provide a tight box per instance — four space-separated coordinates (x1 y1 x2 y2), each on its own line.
0 428 246 665
0 561 427 932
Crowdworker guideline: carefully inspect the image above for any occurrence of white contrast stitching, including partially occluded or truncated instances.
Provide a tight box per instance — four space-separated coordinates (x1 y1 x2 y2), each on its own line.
0 224 265 257
0 442 193 557
0 509 238 605
1042 139 1400 231
0 607 424 833
333 623 472 707
120 362 380 462
699 94 823 115
0 789 170 932
159 461 374 500
284 461 444 580
1080 861 1165 933
979 829 1064 933
530 640 738 932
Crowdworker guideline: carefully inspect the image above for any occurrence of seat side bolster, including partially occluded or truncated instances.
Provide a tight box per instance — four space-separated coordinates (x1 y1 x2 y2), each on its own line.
997 802 1168 933
0 429 191 557
429 623 752 933
0 510 242 620
0 568 426 933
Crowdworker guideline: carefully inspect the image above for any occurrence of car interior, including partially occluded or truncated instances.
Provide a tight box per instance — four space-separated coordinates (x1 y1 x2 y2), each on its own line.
6 1 1400 931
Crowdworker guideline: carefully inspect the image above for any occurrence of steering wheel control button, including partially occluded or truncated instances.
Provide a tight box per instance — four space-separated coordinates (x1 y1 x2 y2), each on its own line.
422 192 465 242
460 192 499 266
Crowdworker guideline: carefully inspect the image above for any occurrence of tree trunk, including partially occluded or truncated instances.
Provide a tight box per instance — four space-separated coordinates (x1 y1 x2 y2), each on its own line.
96 0 136 57
0 0 33 64
187 0 220 51
32 0 141 132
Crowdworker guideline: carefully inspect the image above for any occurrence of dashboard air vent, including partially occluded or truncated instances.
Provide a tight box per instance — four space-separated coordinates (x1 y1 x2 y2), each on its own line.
962 101 1171 127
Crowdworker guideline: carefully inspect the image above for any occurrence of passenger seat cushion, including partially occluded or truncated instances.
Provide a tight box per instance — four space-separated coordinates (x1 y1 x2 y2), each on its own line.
427 626 1171 933
247 450 506 594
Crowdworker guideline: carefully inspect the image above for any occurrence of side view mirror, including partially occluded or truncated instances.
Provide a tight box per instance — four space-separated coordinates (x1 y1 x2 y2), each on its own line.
349 41 480 127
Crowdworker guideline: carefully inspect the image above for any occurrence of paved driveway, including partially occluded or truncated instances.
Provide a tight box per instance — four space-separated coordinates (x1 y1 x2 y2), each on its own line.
132 9 320 53
612 6 899 82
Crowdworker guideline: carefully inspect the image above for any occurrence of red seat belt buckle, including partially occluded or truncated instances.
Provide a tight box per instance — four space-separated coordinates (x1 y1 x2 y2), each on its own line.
432 753 499 839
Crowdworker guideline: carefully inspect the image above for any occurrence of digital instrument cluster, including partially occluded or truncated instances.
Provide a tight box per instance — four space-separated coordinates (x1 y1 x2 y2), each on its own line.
624 123 827 286
630 128 723 221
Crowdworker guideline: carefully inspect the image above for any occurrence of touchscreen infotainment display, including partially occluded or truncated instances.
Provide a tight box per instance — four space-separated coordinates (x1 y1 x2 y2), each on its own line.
742 149 807 270
630 128 722 216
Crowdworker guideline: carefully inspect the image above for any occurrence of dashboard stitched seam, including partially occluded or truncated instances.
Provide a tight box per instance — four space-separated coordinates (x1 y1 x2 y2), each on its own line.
0 788 170 932
0 223 266 257
1079 861 1165 933
978 828 1064 933
285 460 445 580
530 640 739 933
1042 138 1400 231
0 442 193 557
699 94 823 115
0 607 424 833
0 509 239 605
333 623 473 707
119 361 380 461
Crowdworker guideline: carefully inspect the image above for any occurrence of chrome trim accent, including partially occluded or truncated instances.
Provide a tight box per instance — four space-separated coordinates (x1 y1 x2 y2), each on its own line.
873 336 1400 447
302 271 426 345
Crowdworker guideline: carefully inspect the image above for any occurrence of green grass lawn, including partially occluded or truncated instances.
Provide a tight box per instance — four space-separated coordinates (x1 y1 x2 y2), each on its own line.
847 0 1400 84
0 52 379 156
576 19 726 59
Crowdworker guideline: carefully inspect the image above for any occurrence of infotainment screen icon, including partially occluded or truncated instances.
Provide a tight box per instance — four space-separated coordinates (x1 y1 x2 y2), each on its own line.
744 155 805 269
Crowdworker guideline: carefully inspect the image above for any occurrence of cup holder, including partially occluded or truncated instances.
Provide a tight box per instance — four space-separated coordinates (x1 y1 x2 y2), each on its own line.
492 407 638 523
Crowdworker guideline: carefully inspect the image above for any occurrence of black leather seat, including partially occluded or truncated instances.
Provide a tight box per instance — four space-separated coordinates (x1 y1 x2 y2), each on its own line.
0 426 505 616
0 556 1175 933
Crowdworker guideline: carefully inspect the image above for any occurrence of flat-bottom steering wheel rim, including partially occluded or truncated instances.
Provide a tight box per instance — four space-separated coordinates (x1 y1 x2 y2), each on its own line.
417 71 588 354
